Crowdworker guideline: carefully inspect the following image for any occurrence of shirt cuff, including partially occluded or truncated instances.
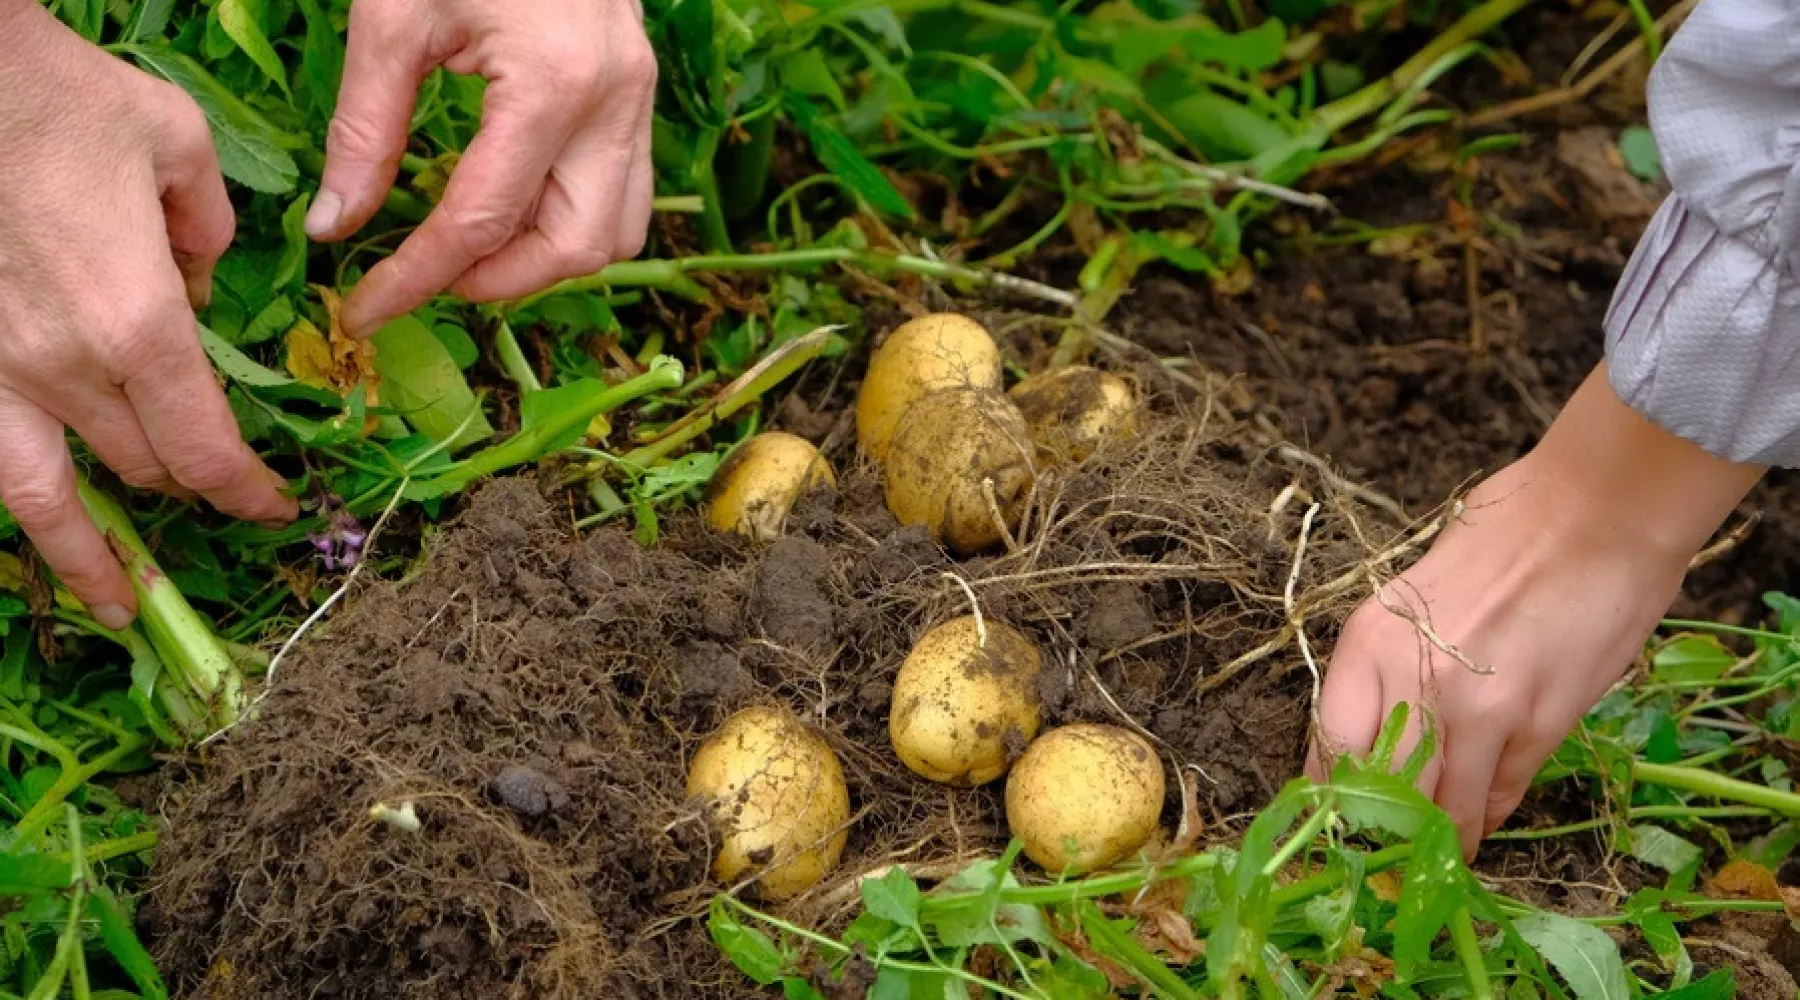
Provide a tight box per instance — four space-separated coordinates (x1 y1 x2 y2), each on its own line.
1603 194 1800 468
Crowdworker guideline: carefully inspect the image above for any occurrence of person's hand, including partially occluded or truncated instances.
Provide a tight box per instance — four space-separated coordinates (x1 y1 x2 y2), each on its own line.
1306 365 1763 858
306 0 658 337
0 4 297 630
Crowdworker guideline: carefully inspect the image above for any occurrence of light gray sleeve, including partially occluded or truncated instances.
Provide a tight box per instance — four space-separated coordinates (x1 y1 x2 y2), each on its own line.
1603 0 1800 466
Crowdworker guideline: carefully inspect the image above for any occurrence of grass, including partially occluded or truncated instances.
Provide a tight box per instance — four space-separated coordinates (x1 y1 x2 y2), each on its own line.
0 0 1707 996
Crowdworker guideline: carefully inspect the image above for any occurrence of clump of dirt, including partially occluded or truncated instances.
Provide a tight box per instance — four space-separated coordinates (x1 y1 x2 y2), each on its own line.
143 402 1394 999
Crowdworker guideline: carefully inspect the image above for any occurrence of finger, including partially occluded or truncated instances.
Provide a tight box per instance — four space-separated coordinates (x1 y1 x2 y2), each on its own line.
151 89 236 309
1483 728 1562 838
0 392 136 629
449 113 635 302
120 317 296 525
48 389 185 500
341 84 579 334
1307 613 1387 781
1433 721 1506 860
308 2 435 242
614 86 657 260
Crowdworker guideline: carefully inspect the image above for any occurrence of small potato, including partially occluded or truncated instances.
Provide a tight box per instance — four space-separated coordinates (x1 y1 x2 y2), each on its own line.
889 616 1042 786
705 432 835 542
686 706 851 900
856 313 1003 463
884 387 1035 554
1005 723 1164 874
1008 366 1141 463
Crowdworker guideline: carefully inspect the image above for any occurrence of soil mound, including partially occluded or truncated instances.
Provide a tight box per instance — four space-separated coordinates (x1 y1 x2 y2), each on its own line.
141 399 1400 999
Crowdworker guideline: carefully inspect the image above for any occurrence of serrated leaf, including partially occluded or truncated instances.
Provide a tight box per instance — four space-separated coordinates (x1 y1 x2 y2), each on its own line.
123 0 176 42
1330 758 1436 839
707 899 783 986
1653 635 1736 683
1513 912 1630 1000
124 44 299 193
217 0 292 96
861 867 922 926
370 316 494 451
786 97 914 220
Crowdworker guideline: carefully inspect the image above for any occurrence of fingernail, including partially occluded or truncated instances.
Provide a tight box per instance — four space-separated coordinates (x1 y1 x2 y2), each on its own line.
305 191 343 239
93 604 133 631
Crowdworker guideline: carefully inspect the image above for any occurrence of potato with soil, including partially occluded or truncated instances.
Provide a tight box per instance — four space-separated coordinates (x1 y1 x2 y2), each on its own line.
1005 723 1164 873
889 616 1042 786
856 313 1004 463
884 386 1036 553
1008 365 1141 463
686 706 850 900
705 432 835 542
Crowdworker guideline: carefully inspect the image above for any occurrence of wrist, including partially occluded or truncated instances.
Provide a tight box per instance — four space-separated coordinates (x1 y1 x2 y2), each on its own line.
1496 363 1762 569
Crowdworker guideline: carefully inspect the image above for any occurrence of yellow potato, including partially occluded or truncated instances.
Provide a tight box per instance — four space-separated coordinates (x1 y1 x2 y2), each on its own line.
889 616 1042 786
1007 365 1141 463
705 432 835 542
884 387 1035 554
685 706 850 900
855 314 1003 463
1004 723 1164 874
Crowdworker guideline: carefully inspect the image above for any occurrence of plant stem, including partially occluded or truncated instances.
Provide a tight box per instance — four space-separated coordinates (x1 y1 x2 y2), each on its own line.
1634 760 1800 815
1264 805 1337 877
1078 899 1200 1000
993 853 1222 906
78 483 242 730
1314 0 1536 133
1487 805 1773 841
1450 906 1493 1000
1268 844 1412 907
493 319 541 393
5 739 143 851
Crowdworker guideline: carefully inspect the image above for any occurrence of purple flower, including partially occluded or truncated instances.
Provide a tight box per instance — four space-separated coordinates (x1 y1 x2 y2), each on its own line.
307 495 368 572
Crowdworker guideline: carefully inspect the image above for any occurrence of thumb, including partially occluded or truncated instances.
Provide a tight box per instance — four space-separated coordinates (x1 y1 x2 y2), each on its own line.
307 6 433 243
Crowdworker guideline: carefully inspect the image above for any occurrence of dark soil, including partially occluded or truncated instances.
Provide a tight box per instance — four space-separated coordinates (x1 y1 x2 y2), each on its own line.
145 409 1384 998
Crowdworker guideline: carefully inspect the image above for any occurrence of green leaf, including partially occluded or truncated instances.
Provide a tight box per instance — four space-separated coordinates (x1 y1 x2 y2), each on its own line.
1618 126 1661 183
297 0 345 119
370 316 495 451
87 883 170 1000
785 97 915 220
707 899 783 986
124 45 300 193
1626 824 1701 874
861 867 922 926
1513 912 1630 1000
1184 20 1287 71
781 976 825 1000
1660 969 1734 1000
871 966 948 1000
276 194 311 292
1164 92 1292 160
0 851 73 894
217 0 292 97
1653 635 1736 683
778 50 847 110
1330 762 1437 840
200 324 295 387
1393 811 1464 980
1626 889 1691 984
241 297 296 347
123 0 177 42
519 379 611 455
433 324 479 370
63 0 108 41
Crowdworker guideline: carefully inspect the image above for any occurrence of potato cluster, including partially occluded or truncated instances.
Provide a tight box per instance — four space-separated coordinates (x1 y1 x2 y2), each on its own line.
687 313 1161 898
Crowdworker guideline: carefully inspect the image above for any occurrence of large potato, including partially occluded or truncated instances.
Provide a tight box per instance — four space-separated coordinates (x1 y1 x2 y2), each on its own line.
889 616 1042 786
1007 365 1141 463
705 432 835 542
856 313 1003 463
686 706 850 900
884 387 1035 554
1005 723 1164 874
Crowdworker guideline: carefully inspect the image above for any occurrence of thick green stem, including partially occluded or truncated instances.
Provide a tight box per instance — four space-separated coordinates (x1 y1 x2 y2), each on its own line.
1487 805 1773 841
5 739 143 851
1078 899 1200 1000
1264 805 1337 877
1314 0 1536 132
493 318 541 393
78 483 242 729
1634 761 1800 815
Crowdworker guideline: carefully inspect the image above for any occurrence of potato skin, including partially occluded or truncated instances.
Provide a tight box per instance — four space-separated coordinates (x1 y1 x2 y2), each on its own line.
685 706 850 900
889 616 1042 786
1005 723 1164 874
856 314 1003 463
884 387 1035 554
1007 366 1140 463
705 432 835 542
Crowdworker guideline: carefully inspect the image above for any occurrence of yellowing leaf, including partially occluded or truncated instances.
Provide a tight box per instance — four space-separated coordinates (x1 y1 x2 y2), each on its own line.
1706 859 1781 901
285 287 380 401
0 552 23 593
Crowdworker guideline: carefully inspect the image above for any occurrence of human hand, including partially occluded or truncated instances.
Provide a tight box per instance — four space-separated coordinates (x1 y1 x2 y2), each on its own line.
0 4 297 630
306 0 658 337
1306 366 1763 858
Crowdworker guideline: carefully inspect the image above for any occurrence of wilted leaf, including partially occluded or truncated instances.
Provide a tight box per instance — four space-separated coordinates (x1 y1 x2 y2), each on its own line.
1513 912 1630 1000
1705 858 1781 901
285 295 378 409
